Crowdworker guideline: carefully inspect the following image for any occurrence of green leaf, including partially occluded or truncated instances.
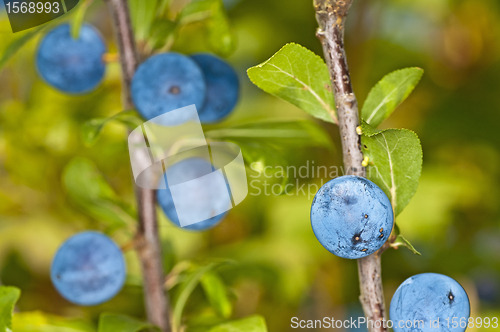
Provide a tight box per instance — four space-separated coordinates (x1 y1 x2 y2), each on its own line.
392 235 421 255
156 0 172 17
361 121 423 216
147 19 177 51
247 43 336 124
62 158 136 230
98 313 157 332
81 110 143 146
71 0 92 39
0 286 20 332
13 312 94 332
179 0 235 56
208 315 268 332
0 25 45 72
361 68 423 127
173 261 233 331
201 272 232 318
205 120 334 150
129 0 159 41
234 140 290 193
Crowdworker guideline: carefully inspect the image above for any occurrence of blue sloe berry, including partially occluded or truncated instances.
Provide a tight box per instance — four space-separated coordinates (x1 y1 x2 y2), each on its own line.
157 158 229 231
191 53 239 123
51 231 126 306
310 175 394 259
390 273 470 332
36 24 107 94
131 53 206 126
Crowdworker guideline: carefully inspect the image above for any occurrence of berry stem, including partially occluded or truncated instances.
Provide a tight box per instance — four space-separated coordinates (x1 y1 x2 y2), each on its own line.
314 1 388 331
104 0 172 330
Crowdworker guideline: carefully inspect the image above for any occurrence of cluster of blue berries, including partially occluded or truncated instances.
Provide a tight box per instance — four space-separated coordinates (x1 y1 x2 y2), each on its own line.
37 23 239 232
311 176 470 331
36 23 239 124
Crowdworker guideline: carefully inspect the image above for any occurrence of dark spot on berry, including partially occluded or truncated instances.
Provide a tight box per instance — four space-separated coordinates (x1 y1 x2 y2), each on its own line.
56 274 61 279
352 232 363 245
169 86 181 94
364 214 368 218
362 249 367 252
364 145 368 149
447 290 455 305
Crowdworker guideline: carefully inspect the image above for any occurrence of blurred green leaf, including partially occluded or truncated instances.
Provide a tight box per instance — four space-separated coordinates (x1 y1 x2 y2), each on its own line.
201 272 232 318
205 120 334 150
361 68 423 128
62 158 136 230
247 43 336 124
161 238 177 274
81 110 143 146
179 0 235 56
129 0 159 41
392 235 421 255
361 121 423 216
208 315 268 332
13 312 94 332
156 0 172 17
98 313 157 332
0 25 45 72
235 140 289 192
147 19 177 51
173 261 233 330
71 0 92 39
0 286 20 332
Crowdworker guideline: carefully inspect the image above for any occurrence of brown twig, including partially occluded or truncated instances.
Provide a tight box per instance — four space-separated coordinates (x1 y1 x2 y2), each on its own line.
314 1 388 331
104 0 171 330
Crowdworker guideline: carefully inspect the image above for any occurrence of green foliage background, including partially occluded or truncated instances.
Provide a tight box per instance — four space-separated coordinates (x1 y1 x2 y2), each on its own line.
1 0 500 331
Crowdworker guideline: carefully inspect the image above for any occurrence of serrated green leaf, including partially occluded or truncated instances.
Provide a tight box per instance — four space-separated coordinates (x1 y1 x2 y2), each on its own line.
13 311 94 332
71 0 92 39
208 315 268 332
98 313 157 332
0 25 45 72
247 43 336 124
201 272 232 318
81 110 143 146
62 158 136 230
129 0 159 41
361 122 423 216
362 68 423 127
0 286 20 332
392 235 421 255
359 120 381 137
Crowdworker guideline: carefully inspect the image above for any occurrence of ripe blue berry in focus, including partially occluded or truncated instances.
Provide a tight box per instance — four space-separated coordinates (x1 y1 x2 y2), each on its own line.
131 53 206 126
36 24 107 94
310 175 393 259
390 273 470 332
191 53 239 123
51 231 126 306
157 158 229 231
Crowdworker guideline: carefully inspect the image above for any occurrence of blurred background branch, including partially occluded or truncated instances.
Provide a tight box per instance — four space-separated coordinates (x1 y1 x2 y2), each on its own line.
104 0 171 330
